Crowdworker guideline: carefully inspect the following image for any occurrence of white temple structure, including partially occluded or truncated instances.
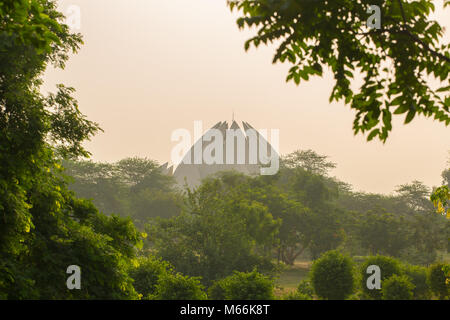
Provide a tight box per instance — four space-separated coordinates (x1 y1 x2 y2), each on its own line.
164 120 279 188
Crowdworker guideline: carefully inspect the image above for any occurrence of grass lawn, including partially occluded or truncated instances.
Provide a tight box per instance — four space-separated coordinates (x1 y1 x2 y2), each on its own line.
274 261 311 297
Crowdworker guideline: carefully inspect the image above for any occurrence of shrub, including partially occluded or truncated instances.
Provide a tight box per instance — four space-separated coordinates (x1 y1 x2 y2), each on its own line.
360 255 402 300
402 264 430 300
382 275 414 300
208 270 274 300
310 250 355 300
428 263 449 299
297 279 314 298
151 273 207 300
129 255 172 298
281 291 312 300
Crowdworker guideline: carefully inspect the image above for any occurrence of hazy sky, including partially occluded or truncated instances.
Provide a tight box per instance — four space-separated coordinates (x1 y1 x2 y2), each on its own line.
42 0 450 194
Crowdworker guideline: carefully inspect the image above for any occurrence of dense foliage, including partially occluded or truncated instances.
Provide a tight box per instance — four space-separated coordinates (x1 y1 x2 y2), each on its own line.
208 270 275 300
381 274 415 300
1 0 449 301
63 158 183 228
0 0 145 299
310 250 355 300
428 263 450 299
227 0 450 142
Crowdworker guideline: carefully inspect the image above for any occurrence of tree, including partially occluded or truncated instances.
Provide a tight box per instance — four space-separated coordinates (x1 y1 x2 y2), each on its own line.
151 273 207 300
395 181 434 213
128 255 172 298
227 0 450 141
208 270 275 300
276 166 344 259
241 178 312 265
358 209 411 256
428 263 450 299
431 186 450 219
63 158 183 228
310 250 355 300
0 0 144 299
282 149 336 176
62 160 127 215
381 274 415 300
146 174 279 284
402 264 431 300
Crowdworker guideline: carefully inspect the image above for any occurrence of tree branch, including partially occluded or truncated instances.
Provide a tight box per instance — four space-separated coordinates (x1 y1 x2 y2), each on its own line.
402 30 450 63
397 0 408 27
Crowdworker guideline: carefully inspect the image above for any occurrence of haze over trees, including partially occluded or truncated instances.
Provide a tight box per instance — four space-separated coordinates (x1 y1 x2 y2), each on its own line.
0 0 449 300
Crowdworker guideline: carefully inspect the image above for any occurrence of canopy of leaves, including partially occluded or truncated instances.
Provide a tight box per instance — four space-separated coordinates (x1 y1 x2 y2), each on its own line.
310 250 355 300
381 274 415 300
208 269 275 300
0 0 144 299
228 0 450 141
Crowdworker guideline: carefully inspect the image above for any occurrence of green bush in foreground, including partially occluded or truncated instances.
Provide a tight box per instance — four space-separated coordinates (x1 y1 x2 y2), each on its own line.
297 279 314 299
382 275 415 300
402 264 430 300
281 291 312 300
151 273 207 300
129 255 172 298
208 270 274 300
428 263 449 299
310 250 354 300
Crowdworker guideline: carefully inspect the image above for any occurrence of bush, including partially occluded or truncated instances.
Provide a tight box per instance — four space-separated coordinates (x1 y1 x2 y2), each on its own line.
151 273 207 300
208 270 274 300
402 264 430 300
281 291 312 300
360 255 402 300
129 255 172 298
297 279 314 298
382 275 414 300
428 263 449 299
310 250 355 300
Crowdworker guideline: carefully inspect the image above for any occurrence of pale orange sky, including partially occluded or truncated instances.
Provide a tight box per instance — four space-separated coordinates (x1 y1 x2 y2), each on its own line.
42 0 450 194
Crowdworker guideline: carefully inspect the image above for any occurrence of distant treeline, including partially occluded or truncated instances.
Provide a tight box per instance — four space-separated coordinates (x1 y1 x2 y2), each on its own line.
63 150 450 280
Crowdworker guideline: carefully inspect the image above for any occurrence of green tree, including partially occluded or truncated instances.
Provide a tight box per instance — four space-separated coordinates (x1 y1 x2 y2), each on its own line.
277 167 345 259
381 274 415 300
129 255 172 298
227 0 450 141
282 149 336 176
151 273 207 300
63 158 182 228
402 264 430 300
310 250 355 300
208 270 274 300
0 0 144 299
358 209 411 256
395 181 434 214
428 263 450 299
147 174 279 284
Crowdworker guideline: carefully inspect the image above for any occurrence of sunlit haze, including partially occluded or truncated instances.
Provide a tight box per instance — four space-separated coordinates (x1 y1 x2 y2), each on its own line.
42 0 450 194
